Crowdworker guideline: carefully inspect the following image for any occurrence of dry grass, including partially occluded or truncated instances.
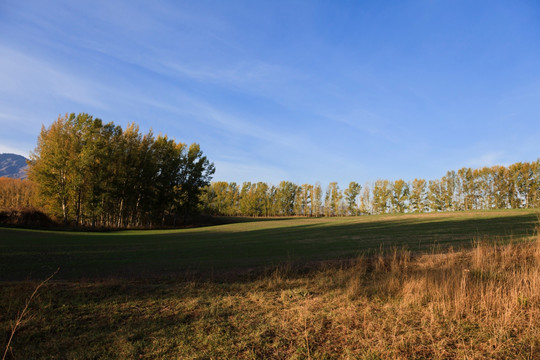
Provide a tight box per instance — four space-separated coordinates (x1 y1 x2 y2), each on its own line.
2 268 58 360
2 236 540 358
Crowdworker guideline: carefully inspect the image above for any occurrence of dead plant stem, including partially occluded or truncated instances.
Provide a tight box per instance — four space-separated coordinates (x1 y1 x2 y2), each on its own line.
2 268 59 360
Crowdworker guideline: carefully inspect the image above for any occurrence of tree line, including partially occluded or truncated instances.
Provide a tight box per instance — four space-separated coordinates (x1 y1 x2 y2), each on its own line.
27 113 215 228
3 112 539 225
201 161 540 216
0 178 36 210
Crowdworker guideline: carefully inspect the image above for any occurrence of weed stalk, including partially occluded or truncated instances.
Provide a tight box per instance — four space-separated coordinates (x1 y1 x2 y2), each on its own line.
2 268 59 360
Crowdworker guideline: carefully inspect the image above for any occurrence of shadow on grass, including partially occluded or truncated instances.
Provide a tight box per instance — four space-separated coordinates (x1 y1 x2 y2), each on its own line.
0 211 537 281
210 215 300 224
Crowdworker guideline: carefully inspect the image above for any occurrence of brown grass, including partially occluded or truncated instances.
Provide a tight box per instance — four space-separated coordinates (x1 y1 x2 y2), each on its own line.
2 268 58 360
2 236 540 358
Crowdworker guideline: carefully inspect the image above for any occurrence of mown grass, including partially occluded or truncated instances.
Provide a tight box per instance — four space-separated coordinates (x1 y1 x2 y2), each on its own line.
0 209 537 281
1 209 540 358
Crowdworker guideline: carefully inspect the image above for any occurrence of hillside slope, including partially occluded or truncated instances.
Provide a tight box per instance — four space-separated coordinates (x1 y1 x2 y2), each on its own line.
0 153 28 179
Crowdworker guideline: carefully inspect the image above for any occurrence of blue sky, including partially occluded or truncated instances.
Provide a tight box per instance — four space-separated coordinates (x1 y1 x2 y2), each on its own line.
1 1 540 186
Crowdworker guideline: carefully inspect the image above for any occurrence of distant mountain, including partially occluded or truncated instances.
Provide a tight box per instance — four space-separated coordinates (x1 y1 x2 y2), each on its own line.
0 153 29 179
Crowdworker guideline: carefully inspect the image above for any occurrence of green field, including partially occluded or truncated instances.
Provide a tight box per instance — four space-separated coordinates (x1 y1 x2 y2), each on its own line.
1 209 537 281
2 209 540 359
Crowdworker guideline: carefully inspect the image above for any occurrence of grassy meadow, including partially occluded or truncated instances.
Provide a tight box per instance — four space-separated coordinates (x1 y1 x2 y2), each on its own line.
0 209 537 281
2 209 540 358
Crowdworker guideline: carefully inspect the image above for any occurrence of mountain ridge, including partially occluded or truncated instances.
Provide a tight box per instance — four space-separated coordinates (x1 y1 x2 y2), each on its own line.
0 153 29 179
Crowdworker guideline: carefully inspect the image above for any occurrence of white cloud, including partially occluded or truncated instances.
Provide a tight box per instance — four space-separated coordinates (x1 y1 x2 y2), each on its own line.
467 151 506 168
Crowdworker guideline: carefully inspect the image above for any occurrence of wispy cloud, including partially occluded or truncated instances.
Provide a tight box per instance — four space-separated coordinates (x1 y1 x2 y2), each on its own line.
467 151 506 168
0 45 106 109
157 60 287 90
136 92 366 184
213 159 289 184
140 95 305 149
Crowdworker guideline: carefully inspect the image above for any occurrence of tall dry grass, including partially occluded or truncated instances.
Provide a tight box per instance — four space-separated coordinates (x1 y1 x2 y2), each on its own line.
2 229 540 358
247 233 540 358
306 237 540 358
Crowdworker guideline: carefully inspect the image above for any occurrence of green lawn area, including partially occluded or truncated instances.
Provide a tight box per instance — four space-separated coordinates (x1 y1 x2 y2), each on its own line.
2 209 540 359
1 209 538 281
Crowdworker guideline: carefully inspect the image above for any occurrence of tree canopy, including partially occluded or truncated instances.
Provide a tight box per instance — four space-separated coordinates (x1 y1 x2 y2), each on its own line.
12 112 540 223
28 113 214 227
201 161 540 217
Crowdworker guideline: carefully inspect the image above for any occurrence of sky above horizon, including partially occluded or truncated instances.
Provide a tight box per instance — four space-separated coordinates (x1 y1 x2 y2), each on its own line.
1 1 540 186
